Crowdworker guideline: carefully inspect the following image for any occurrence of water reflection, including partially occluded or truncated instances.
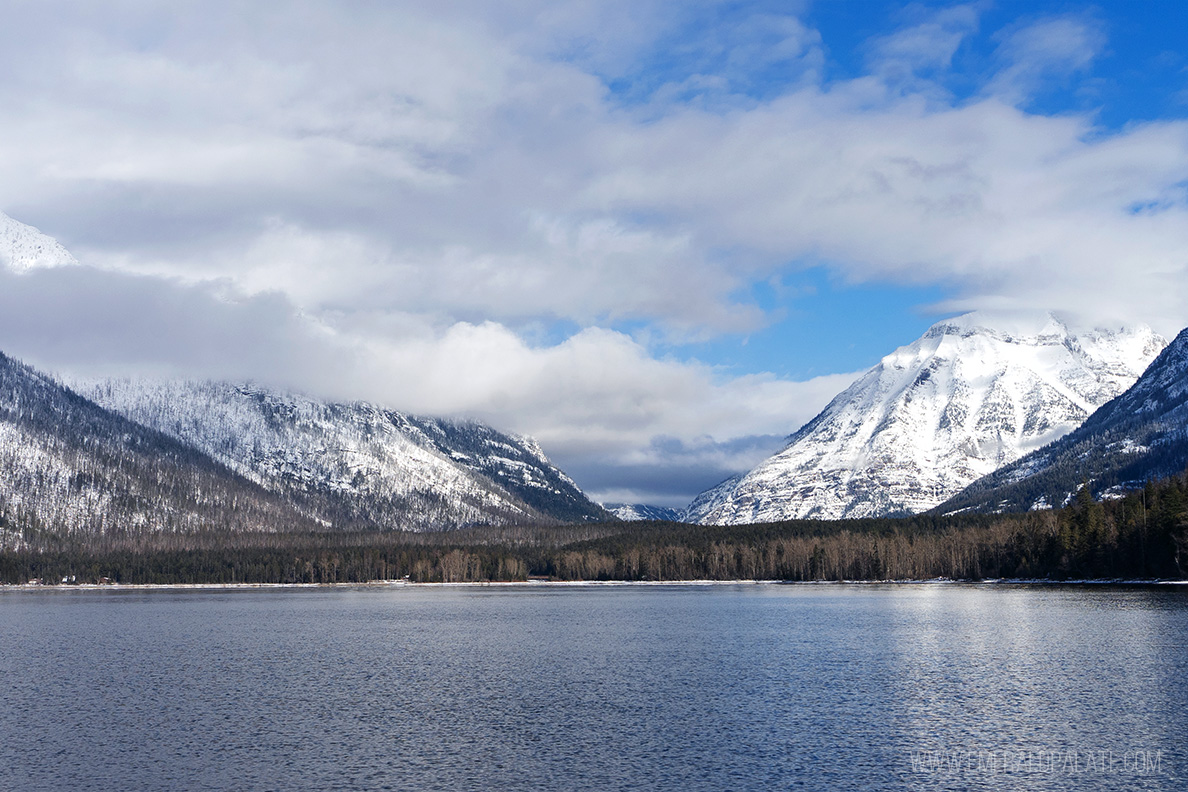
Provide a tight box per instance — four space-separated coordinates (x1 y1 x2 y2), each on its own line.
880 585 1187 790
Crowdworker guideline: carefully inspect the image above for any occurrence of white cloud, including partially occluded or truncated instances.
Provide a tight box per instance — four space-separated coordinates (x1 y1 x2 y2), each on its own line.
0 262 856 507
868 4 979 86
363 321 857 449
0 266 351 388
8 1 1184 341
2 1 1188 504
578 95 1188 336
987 15 1106 104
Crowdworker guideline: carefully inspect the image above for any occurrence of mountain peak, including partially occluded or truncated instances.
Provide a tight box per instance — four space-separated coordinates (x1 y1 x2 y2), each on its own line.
688 312 1166 525
0 211 79 273
925 310 1068 339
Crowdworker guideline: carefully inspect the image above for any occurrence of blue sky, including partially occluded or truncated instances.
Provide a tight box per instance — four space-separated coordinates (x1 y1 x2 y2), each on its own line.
608 0 1188 380
1 0 1187 506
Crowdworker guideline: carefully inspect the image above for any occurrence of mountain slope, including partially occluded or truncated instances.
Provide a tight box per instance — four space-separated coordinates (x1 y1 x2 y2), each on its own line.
72 378 609 531
0 352 314 549
688 313 1165 524
682 475 742 522
938 326 1188 514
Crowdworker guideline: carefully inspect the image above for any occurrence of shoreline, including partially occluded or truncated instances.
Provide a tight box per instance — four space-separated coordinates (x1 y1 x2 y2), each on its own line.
2 577 1186 592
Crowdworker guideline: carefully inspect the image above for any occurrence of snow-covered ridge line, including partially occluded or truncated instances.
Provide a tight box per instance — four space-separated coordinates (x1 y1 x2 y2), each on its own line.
0 351 316 547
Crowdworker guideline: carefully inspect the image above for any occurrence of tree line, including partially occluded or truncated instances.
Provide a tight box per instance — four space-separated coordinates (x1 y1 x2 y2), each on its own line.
3 471 1187 585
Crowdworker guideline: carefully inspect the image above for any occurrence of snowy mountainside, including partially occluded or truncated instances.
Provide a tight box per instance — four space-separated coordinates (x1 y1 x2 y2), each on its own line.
687 313 1166 524
602 503 685 522
390 414 609 524
682 475 742 522
939 325 1188 514
73 378 608 530
0 211 78 273
0 352 313 549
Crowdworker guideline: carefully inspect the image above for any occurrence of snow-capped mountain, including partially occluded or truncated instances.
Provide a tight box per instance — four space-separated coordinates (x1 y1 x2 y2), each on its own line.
0 211 78 273
602 503 684 522
72 378 609 531
0 352 313 549
687 313 1166 524
940 325 1188 514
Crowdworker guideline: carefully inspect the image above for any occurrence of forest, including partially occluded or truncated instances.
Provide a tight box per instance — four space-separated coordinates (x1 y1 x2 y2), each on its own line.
2 470 1187 586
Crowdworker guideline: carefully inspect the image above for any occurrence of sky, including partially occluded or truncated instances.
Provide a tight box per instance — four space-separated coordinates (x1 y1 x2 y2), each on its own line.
1 0 1187 507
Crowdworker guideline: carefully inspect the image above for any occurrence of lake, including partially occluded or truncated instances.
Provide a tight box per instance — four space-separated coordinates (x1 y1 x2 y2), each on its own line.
0 583 1185 791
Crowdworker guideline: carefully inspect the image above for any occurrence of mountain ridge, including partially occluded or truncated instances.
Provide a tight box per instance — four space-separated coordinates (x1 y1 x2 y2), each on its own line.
1 348 608 546
71 376 610 531
602 503 683 522
687 312 1166 524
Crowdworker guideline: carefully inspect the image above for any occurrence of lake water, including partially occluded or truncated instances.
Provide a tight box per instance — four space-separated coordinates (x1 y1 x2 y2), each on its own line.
0 583 1185 791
